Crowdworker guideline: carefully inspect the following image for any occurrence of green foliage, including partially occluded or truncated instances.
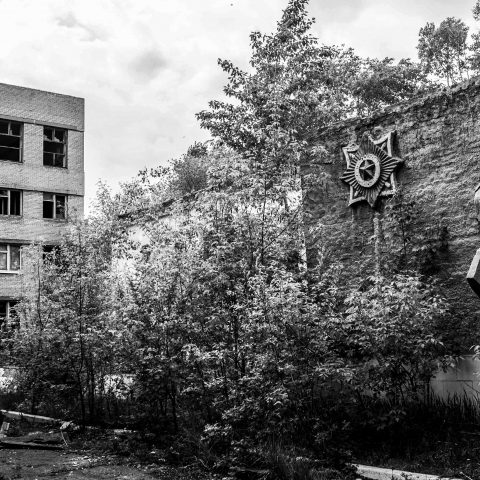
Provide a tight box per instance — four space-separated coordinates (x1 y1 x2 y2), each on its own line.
382 190 449 275
352 58 431 115
108 148 448 461
169 149 209 196
417 17 470 85
7 204 129 423
335 274 447 399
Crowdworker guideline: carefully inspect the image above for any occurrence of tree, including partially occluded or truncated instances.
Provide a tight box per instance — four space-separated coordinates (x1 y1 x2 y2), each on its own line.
352 58 431 115
470 1 480 72
198 0 429 169
418 17 470 85
197 0 355 170
169 142 210 196
8 193 129 423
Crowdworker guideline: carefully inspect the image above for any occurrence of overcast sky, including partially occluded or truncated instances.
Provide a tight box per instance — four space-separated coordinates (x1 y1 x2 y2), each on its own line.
0 0 477 207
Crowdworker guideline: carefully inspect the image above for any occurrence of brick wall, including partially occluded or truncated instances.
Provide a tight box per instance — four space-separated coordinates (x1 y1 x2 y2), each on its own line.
0 192 83 242
0 125 84 195
0 83 84 131
302 77 480 349
0 83 84 301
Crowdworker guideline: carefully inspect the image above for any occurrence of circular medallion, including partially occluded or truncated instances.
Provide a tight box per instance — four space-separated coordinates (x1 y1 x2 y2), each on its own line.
354 153 381 188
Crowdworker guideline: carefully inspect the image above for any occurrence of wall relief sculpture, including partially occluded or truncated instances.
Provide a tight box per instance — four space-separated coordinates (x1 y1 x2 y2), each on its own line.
340 131 403 207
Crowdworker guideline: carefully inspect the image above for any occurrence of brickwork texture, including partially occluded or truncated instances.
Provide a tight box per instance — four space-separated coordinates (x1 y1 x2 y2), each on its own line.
302 77 480 350
0 83 84 300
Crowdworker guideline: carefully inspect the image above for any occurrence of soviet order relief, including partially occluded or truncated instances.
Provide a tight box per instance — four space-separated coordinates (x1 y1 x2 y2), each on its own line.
340 131 403 208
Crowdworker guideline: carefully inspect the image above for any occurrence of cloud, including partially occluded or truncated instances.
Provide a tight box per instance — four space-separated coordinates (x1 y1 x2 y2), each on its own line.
308 0 369 24
56 11 105 42
128 50 167 82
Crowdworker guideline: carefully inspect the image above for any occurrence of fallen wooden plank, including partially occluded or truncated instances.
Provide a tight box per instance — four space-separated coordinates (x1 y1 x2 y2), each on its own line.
354 464 462 480
0 439 64 451
0 410 63 424
16 433 64 445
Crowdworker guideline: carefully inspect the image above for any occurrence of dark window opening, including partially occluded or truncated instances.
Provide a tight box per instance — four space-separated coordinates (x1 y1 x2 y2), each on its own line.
56 195 66 219
0 189 21 216
42 245 61 264
44 127 67 168
42 244 58 256
10 190 20 215
0 121 22 163
0 190 7 215
43 193 66 220
0 300 18 328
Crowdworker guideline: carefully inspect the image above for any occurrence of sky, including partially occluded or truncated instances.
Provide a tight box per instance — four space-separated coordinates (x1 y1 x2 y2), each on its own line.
0 0 477 209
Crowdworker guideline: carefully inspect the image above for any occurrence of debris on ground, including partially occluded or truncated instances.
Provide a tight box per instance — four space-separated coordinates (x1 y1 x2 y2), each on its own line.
0 409 76 450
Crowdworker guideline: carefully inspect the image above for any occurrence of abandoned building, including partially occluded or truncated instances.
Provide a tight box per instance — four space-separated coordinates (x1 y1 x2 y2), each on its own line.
0 83 85 319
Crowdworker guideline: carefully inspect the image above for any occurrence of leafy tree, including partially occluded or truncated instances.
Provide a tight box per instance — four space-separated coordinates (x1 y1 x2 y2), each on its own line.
418 17 470 85
197 0 350 162
353 58 431 115
470 1 480 72
109 137 448 462
8 200 128 423
169 143 210 196
332 273 446 400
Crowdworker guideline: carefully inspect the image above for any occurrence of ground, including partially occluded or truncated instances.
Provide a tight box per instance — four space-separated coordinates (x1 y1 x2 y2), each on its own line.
0 449 204 480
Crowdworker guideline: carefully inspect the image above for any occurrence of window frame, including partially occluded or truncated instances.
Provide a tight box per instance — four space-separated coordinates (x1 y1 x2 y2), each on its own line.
0 189 22 216
0 120 23 163
0 244 21 273
43 192 67 220
43 126 67 168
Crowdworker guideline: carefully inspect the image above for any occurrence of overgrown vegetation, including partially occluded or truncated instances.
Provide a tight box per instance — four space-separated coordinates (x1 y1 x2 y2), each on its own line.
4 0 480 477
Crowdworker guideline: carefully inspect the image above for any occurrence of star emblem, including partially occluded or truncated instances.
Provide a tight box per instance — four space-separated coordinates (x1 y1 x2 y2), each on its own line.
340 131 402 207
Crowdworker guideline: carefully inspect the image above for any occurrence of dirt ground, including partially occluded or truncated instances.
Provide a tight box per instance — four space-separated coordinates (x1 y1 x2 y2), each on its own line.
0 448 198 480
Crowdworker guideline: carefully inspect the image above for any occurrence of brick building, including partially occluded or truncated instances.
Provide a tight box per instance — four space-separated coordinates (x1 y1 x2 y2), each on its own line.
0 83 85 317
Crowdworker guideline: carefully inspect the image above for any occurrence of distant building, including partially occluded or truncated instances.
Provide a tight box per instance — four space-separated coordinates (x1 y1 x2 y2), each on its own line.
0 83 85 318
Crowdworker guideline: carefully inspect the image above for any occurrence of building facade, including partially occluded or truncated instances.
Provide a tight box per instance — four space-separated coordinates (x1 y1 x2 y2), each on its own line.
0 83 85 317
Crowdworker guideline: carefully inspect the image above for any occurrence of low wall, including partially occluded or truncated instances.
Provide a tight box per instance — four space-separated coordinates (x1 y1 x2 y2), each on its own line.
432 355 480 399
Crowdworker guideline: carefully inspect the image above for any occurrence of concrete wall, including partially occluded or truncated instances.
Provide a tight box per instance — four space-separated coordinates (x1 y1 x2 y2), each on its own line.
431 355 480 399
302 77 480 351
0 83 84 301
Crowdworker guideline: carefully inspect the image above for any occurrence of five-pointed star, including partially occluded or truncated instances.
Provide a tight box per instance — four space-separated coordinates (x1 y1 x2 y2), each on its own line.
340 132 402 208
359 158 376 182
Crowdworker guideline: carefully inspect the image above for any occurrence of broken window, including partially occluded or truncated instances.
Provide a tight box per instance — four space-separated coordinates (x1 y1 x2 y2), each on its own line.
0 189 21 216
44 127 67 168
42 244 57 260
0 120 22 162
43 193 66 220
0 244 21 271
0 300 18 324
